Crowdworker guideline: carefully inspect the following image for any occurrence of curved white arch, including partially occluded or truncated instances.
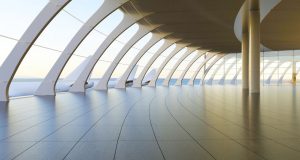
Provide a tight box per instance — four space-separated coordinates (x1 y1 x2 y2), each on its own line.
278 63 292 84
69 13 145 92
148 44 190 87
261 60 274 74
202 54 225 85
218 60 236 85
206 57 226 85
188 53 216 85
0 0 70 101
174 51 206 86
231 67 241 85
162 47 199 86
132 39 180 87
35 0 129 95
94 24 161 90
231 58 274 85
266 62 284 84
211 54 236 85
115 32 171 89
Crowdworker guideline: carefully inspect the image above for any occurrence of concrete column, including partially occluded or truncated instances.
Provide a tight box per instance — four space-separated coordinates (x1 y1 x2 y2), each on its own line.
242 31 249 89
249 0 260 93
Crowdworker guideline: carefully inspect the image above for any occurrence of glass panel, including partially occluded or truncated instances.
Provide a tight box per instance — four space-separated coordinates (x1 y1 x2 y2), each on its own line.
0 0 48 65
145 44 176 77
61 9 124 80
0 0 48 39
14 6 84 79
73 9 125 58
14 46 60 79
135 39 165 76
204 58 223 81
112 33 152 78
63 0 104 22
60 56 85 78
0 36 17 66
163 48 187 70
91 24 139 78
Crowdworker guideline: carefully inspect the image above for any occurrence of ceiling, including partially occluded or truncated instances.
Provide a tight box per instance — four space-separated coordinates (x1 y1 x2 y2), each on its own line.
261 0 300 50
121 0 244 53
120 0 300 53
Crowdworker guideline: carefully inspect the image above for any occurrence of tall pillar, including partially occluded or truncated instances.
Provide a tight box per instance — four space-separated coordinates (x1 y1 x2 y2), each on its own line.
242 32 249 89
249 0 260 93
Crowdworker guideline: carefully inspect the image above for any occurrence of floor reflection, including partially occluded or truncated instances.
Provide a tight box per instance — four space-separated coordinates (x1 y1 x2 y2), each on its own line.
0 86 300 160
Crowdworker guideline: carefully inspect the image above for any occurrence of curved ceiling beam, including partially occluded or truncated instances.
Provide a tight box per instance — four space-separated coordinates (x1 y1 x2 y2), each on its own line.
115 32 172 89
0 0 70 101
132 39 180 87
234 0 282 51
129 0 244 53
174 51 206 86
188 53 216 85
148 43 190 87
94 24 161 90
69 13 145 92
35 0 129 96
202 54 225 85
162 47 198 86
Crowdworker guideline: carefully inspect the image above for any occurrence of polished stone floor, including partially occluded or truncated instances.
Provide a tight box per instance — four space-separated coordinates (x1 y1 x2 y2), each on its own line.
1 85 300 160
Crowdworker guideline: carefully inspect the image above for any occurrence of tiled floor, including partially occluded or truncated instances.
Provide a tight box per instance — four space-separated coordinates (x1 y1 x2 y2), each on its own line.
1 86 300 160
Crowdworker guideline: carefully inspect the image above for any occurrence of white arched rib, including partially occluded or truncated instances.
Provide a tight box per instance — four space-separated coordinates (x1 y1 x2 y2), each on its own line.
266 62 284 84
278 63 292 84
132 39 180 88
174 51 207 86
69 13 145 92
202 54 225 85
0 0 70 101
36 0 129 95
94 24 161 90
162 47 199 86
188 53 216 85
206 57 226 85
115 32 171 89
218 59 236 85
148 44 190 87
